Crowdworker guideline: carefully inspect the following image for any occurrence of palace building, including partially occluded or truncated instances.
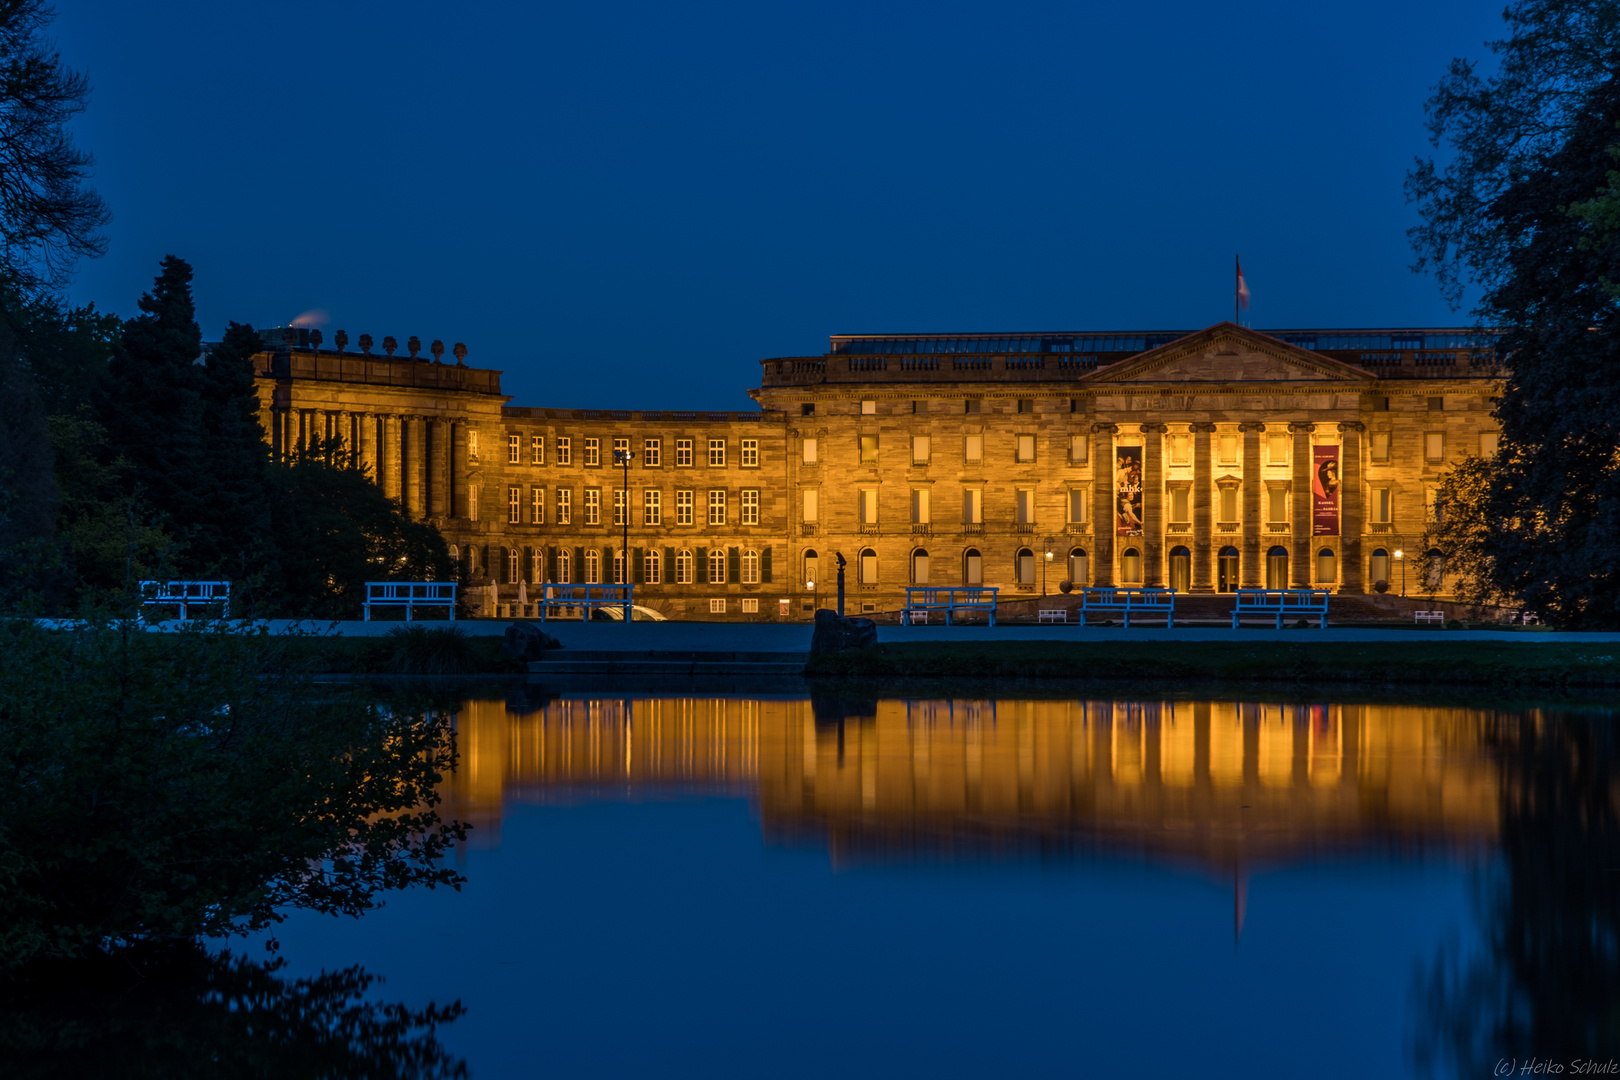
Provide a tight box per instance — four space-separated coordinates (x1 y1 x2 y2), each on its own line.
251 321 1497 619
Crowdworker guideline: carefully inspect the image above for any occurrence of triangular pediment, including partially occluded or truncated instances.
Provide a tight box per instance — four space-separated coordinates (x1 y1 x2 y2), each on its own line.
1078 323 1374 384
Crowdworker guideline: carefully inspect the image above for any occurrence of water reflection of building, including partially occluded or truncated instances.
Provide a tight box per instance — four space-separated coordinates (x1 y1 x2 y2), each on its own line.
443 696 1502 868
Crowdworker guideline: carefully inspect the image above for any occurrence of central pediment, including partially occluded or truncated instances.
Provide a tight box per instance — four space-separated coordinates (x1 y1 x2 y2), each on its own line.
1078 323 1375 384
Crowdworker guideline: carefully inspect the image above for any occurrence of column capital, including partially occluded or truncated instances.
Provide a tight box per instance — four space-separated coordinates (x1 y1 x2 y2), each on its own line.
1091 422 1119 435
1138 423 1168 434
1337 421 1366 433
1238 421 1266 433
1288 422 1316 434
1189 422 1218 433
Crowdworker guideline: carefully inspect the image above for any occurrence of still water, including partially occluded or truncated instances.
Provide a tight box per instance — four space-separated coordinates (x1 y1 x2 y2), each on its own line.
265 686 1618 1078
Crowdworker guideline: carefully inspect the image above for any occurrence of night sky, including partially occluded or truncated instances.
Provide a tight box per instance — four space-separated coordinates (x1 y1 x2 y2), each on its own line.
59 0 1500 410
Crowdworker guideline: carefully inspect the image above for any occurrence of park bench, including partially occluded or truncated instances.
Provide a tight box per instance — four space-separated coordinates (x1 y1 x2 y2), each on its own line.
364 582 458 621
900 586 999 626
1037 609 1068 624
1413 610 1445 626
1077 588 1174 628
140 580 230 621
539 583 632 623
1231 588 1329 629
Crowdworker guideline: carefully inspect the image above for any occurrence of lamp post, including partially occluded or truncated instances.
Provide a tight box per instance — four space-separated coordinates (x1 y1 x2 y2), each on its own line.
1394 548 1405 597
807 578 816 620
614 448 635 600
835 552 847 616
1043 548 1054 596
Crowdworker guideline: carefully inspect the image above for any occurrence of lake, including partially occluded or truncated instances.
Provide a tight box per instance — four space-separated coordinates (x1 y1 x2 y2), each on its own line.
262 684 1618 1078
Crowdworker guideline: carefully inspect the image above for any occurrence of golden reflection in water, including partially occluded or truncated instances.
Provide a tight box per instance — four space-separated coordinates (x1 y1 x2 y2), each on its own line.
442 696 1503 868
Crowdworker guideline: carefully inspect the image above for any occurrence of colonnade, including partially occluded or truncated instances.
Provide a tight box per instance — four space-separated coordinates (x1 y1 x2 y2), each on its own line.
266 407 471 521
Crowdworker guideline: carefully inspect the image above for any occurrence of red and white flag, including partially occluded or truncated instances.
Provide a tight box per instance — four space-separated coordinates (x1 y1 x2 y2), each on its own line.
1236 257 1251 311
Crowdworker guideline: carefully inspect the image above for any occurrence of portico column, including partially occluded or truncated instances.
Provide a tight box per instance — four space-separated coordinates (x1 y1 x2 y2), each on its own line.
1191 423 1215 591
402 416 419 516
1339 422 1365 593
422 418 436 519
448 420 461 520
1091 423 1118 586
1140 423 1165 586
1290 422 1314 586
1240 422 1264 587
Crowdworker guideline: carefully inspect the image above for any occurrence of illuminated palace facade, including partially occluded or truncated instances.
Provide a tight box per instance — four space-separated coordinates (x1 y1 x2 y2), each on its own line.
251 322 1498 618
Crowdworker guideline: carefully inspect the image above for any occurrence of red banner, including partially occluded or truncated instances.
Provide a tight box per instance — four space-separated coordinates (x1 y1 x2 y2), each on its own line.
1115 445 1142 536
1312 445 1340 536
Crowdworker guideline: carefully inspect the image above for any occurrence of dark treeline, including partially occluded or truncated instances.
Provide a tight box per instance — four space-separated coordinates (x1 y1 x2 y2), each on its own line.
0 255 454 617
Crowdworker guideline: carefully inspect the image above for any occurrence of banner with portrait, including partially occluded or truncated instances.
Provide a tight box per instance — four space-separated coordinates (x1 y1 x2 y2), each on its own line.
1115 445 1143 536
1312 444 1340 536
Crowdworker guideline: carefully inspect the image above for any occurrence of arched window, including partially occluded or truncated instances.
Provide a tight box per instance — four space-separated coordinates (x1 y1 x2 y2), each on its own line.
676 549 694 584
964 548 982 586
1218 545 1240 592
803 549 819 591
708 548 727 584
1121 547 1142 584
1068 547 1088 586
506 547 519 584
585 549 600 584
859 547 878 584
556 548 572 584
1266 545 1289 589
1425 548 1445 590
1168 545 1191 593
1369 548 1389 589
449 544 460 565
1016 547 1036 585
467 546 479 575
912 548 930 585
741 549 760 585
645 548 662 584
1316 547 1337 584
531 547 544 582
613 548 627 585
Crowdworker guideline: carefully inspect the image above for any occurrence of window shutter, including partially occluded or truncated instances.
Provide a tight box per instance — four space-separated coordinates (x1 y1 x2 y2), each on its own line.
548 546 558 581
634 547 644 583
761 546 772 583
573 548 585 583
696 546 708 583
482 546 491 579
523 546 534 582
664 546 676 574
728 546 740 583
604 546 614 584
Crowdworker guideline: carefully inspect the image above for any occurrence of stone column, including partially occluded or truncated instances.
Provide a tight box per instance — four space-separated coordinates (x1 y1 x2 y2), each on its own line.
423 418 437 519
402 416 419 517
1240 422 1264 586
1140 423 1165 586
1290 422 1314 586
1191 423 1215 591
1339 422 1365 593
1092 424 1117 585
448 421 461 520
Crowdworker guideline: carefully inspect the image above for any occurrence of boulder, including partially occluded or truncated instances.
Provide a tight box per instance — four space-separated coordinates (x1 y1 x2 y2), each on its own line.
503 622 560 662
811 608 877 654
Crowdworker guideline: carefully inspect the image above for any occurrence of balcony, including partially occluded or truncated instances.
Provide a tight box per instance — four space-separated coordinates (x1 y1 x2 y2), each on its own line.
1371 522 1393 533
858 523 880 535
1167 522 1192 533
1013 523 1036 534
961 523 984 535
799 523 818 536
1266 522 1291 534
911 524 932 536
1216 522 1240 532
1065 522 1091 534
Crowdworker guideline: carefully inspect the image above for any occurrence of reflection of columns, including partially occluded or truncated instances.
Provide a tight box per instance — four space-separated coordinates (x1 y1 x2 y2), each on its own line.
1140 423 1165 586
1091 423 1118 585
1339 422 1364 593
1240 423 1263 587
1290 422 1314 586
1191 423 1215 591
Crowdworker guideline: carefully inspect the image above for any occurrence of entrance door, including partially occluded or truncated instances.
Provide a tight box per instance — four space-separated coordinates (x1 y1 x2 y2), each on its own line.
1017 548 1035 585
965 549 982 585
1266 546 1289 589
1218 546 1239 592
1168 546 1191 593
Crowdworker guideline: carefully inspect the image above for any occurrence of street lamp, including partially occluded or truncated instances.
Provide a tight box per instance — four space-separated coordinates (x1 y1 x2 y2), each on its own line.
614 448 635 594
807 578 816 619
1394 549 1405 597
1043 548 1054 596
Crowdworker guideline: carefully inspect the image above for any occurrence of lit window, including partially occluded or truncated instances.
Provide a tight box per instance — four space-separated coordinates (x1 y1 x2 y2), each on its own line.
676 549 694 584
1016 434 1035 462
530 548 543 581
557 437 571 465
1015 488 1034 525
859 488 878 524
508 434 520 464
1425 432 1444 461
585 438 600 466
644 438 661 466
507 547 519 581
676 490 694 525
1480 431 1499 456
556 548 572 583
1170 487 1190 523
1218 433 1238 464
965 435 983 463
741 489 759 525
708 439 726 467
1372 487 1391 524
585 549 599 584
859 547 878 584
741 597 759 613
1370 431 1390 462
1070 435 1089 463
644 549 662 584
1268 488 1289 523
911 488 930 524
613 488 626 526
963 488 982 524
860 435 878 463
508 486 521 524
584 488 601 525
676 439 693 466
861 400 876 415
741 439 758 467
612 548 627 585
469 484 480 521
531 435 544 464
741 549 760 584
557 488 572 525
802 489 818 522
709 598 727 613
468 430 480 461
612 438 629 466
1069 489 1087 523
708 489 727 525
531 486 544 524
802 438 818 465
912 436 930 464
1218 486 1238 522
644 489 662 525
1169 435 1190 465
709 548 727 582
1268 433 1289 465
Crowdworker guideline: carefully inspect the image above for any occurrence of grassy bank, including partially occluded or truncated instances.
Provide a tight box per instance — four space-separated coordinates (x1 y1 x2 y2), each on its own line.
804 640 1620 688
273 627 529 675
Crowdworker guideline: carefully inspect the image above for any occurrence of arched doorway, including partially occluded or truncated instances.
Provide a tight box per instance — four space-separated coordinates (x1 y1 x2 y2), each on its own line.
1168 546 1191 593
1425 548 1445 591
803 549 819 592
1218 546 1239 592
859 547 878 585
1369 548 1389 591
912 548 930 584
1068 547 1088 587
1121 547 1142 583
1016 547 1036 586
964 548 983 585
1316 547 1337 585
1266 546 1288 589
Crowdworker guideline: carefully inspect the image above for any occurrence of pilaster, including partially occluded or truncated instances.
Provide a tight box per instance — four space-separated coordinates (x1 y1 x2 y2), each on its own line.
1339 421 1364 593
1290 422 1314 586
1140 423 1165 586
1240 422 1264 587
1191 423 1215 591
1092 423 1117 585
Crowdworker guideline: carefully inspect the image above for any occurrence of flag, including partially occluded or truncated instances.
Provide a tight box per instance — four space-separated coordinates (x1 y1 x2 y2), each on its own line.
1236 258 1251 311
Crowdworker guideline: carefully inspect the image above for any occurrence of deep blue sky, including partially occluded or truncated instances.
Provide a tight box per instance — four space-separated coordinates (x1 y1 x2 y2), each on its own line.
59 1 1500 410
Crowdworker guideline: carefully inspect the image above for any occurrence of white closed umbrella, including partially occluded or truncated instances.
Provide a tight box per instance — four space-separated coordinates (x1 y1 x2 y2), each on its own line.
517 579 528 617
486 582 499 618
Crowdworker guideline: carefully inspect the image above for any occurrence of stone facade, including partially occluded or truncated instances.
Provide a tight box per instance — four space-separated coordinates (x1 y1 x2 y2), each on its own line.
252 322 1497 618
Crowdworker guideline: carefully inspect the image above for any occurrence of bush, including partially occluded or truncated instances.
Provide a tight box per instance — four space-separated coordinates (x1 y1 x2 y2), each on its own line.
380 625 484 675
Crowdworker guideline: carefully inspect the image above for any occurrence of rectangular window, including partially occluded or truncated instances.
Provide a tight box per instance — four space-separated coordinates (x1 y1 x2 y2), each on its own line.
1218 433 1238 465
1015 488 1034 525
912 400 926 414
1425 432 1444 461
1070 435 1089 464
584 438 600 466
557 488 571 524
912 435 931 464
584 488 600 525
861 400 876 415
1069 489 1087 523
613 437 629 465
741 489 760 525
645 549 662 584
710 598 727 613
859 435 878 464
469 483 479 521
1268 433 1289 465
1373 487 1391 524
557 437 571 465
708 439 726 467
531 548 543 582
1170 487 1190 523
676 489 694 525
708 489 726 525
1017 399 1033 414
468 430 480 461
644 489 662 525
1268 488 1289 523
644 438 661 466
741 596 759 612
531 486 545 524
1428 396 1445 412
508 486 521 524
1480 431 1500 456
1371 431 1391 463
1016 434 1035 462
676 550 693 583
964 399 980 415
508 434 520 464
859 488 878 524
802 489 818 522
531 434 544 464
740 439 758 467
963 488 982 524
676 439 693 467
965 434 983 463
1218 487 1238 522
1426 486 1443 522
613 488 626 526
1169 435 1190 465
802 438 818 465
911 488 931 524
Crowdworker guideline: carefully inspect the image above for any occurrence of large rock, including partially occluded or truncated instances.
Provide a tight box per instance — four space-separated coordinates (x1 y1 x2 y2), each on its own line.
811 609 877 654
503 622 560 662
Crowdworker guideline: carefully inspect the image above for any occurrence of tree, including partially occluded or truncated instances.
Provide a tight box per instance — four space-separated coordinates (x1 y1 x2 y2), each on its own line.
0 0 109 294
1425 455 1513 613
1406 0 1620 307
186 321 272 579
